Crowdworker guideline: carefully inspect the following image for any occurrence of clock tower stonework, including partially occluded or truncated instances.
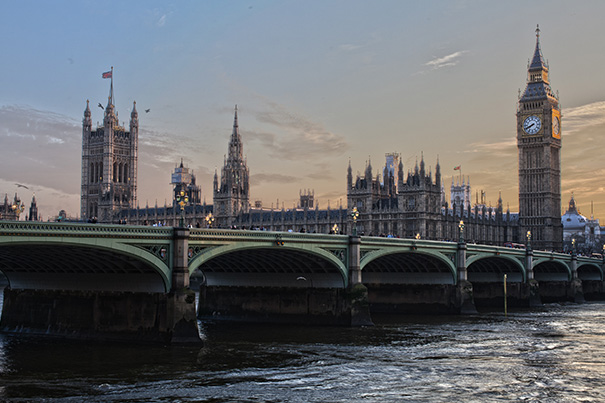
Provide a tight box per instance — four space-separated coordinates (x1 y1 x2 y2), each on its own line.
517 26 563 251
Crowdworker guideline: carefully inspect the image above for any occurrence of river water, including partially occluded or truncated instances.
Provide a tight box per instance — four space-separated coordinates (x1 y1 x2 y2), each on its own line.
1 295 604 402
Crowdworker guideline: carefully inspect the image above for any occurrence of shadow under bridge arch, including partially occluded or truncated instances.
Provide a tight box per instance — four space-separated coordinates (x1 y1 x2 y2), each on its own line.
467 255 526 283
361 251 456 285
190 246 347 288
533 259 571 282
0 242 170 292
577 263 603 281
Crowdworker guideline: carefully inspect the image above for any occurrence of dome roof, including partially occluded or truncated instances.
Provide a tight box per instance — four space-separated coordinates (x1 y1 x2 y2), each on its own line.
561 195 586 231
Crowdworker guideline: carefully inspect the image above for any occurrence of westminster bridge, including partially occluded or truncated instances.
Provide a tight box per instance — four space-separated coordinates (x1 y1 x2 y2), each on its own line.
0 221 603 343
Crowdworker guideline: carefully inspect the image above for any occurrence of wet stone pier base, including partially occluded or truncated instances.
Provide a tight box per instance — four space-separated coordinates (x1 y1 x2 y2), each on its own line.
0 288 200 344
198 285 370 326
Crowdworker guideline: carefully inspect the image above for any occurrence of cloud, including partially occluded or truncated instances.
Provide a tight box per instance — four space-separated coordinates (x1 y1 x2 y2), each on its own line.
145 8 173 28
250 173 299 186
339 44 364 52
424 50 469 71
246 102 349 161
0 105 81 186
562 101 605 136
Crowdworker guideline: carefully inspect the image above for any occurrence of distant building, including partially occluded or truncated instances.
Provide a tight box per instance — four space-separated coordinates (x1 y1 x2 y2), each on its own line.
81 71 138 223
27 194 39 221
115 28 570 249
517 26 563 251
1 193 24 221
171 159 201 205
561 195 602 254
213 106 250 228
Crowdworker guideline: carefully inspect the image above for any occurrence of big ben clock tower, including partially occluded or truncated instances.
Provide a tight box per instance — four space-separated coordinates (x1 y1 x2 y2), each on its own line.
517 26 563 251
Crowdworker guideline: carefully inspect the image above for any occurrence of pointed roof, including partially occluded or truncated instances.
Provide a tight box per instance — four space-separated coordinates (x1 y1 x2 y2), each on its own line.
227 105 244 163
529 25 547 71
520 25 556 102
84 99 91 117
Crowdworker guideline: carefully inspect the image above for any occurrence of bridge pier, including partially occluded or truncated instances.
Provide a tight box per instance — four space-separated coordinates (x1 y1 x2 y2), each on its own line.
570 254 585 303
0 288 200 343
525 249 542 307
348 235 373 326
456 241 477 314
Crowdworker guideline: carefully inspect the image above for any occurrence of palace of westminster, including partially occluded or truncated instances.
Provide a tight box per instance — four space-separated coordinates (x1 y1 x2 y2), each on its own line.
3 28 601 253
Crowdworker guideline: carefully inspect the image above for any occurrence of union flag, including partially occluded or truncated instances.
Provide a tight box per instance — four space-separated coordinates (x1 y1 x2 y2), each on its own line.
102 71 112 79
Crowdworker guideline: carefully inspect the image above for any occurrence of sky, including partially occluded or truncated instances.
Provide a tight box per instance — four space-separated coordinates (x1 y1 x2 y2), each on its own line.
1 0 605 221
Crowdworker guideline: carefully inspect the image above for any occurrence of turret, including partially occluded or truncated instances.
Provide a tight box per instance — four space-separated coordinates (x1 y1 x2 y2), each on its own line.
347 159 353 189
83 100 92 131
397 159 404 189
28 194 38 221
365 158 373 186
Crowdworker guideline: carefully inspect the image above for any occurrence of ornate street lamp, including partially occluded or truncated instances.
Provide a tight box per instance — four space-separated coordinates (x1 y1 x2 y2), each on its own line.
204 212 214 228
458 220 464 243
11 199 25 221
332 223 339 234
571 237 576 256
415 233 421 240
526 230 532 251
176 190 189 227
351 207 359 236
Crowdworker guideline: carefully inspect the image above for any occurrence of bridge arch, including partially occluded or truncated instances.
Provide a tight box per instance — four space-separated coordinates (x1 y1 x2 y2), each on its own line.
532 258 571 282
360 250 456 285
188 243 348 288
466 254 526 283
577 263 603 281
0 238 171 292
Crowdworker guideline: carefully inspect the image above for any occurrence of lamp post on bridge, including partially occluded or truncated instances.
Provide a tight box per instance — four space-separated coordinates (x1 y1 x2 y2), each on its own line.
458 220 464 244
204 212 214 228
11 199 25 221
176 190 189 228
351 207 359 236
526 230 532 252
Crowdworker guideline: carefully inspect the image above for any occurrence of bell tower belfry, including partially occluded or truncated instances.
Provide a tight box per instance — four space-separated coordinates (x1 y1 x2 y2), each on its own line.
517 26 562 251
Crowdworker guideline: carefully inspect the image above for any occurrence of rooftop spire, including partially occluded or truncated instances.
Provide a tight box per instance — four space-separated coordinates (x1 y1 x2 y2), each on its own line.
529 25 547 71
226 105 244 164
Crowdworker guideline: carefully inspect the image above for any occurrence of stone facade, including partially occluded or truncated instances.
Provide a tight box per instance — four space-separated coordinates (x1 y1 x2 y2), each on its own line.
1 194 23 221
517 26 563 251
213 106 250 228
81 72 138 222
114 29 569 249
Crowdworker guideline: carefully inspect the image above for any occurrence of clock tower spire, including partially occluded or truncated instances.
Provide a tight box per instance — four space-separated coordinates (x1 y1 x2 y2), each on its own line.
517 25 562 251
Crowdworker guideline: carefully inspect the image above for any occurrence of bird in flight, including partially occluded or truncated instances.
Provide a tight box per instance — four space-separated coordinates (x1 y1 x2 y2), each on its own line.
15 183 29 189
145 109 150 113
98 103 104 110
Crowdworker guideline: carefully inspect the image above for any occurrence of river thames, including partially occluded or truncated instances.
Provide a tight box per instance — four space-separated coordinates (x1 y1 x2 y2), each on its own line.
1 296 604 402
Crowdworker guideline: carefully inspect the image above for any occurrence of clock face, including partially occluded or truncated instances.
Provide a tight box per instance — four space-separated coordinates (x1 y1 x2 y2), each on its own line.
552 116 560 135
523 115 542 135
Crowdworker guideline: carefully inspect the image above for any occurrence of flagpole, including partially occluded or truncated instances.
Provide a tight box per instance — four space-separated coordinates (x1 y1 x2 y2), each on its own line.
110 66 114 106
